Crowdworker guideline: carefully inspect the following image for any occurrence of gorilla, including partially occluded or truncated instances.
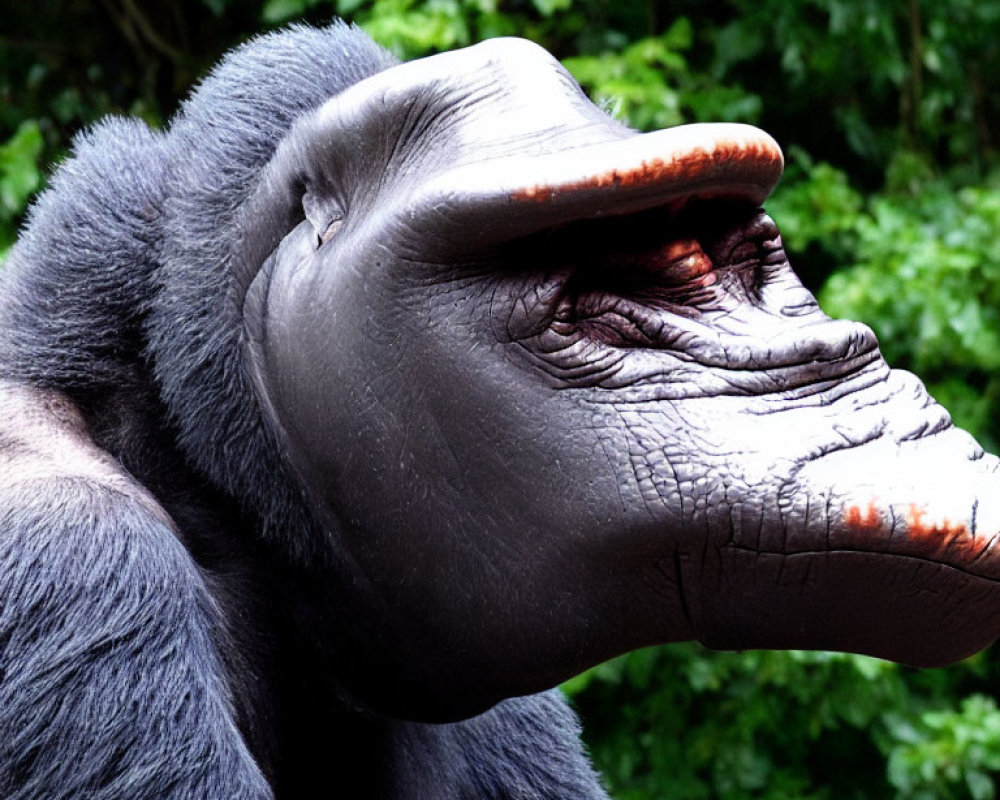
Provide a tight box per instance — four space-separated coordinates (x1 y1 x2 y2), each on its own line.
2 21 999 800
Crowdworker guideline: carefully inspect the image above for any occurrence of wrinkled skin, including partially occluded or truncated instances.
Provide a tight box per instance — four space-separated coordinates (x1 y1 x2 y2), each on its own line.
240 38 1000 719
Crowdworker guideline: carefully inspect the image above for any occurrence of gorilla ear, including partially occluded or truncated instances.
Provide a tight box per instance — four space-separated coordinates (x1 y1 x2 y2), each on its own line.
302 188 344 247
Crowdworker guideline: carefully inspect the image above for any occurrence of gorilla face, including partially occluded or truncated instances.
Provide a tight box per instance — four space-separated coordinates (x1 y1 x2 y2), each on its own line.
237 38 1000 719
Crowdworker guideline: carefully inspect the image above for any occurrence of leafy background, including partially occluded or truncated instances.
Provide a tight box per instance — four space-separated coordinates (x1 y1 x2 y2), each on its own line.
4 0 1000 796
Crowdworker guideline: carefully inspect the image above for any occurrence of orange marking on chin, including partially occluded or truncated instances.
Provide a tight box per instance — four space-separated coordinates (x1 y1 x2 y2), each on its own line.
905 503 970 550
844 501 882 533
843 500 988 560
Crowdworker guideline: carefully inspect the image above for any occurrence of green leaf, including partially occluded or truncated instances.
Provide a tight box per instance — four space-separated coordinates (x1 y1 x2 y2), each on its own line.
261 0 316 24
200 0 230 16
530 0 571 17
0 121 43 217
967 770 994 800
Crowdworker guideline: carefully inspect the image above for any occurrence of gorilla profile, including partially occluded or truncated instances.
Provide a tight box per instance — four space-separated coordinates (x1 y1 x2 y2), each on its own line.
2 21 999 800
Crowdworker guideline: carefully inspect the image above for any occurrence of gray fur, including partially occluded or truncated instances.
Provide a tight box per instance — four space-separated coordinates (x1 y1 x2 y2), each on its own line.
149 23 398 561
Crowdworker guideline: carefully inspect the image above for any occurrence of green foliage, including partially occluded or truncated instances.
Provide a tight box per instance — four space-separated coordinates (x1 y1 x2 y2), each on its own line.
355 0 497 58
261 0 582 58
566 645 910 799
766 148 864 259
812 174 1000 450
884 695 1000 800
263 0 485 54
563 18 761 132
567 644 1000 800
0 122 44 261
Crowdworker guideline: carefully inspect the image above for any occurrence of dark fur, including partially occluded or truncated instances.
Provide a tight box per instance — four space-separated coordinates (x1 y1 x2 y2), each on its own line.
0 22 607 799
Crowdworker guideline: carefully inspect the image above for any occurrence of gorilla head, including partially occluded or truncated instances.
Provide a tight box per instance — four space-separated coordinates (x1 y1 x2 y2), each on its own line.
167 31 998 717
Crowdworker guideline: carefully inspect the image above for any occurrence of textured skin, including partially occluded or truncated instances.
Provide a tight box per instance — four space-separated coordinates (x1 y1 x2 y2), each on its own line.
3 19 1000 800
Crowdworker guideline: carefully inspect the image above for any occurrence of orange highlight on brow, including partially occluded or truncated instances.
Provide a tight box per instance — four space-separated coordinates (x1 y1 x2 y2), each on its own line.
511 140 784 204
